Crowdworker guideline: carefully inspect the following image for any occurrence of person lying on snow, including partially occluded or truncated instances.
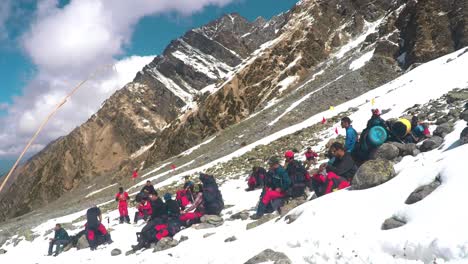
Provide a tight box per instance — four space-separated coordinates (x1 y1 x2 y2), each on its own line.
284 150 310 198
115 187 130 224
325 142 358 182
246 166 267 191
47 223 70 256
85 206 113 250
134 197 152 224
251 157 291 220
311 167 350 198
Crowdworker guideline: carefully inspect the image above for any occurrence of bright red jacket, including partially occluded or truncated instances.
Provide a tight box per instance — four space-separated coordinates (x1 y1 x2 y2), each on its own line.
312 172 350 195
305 150 318 160
138 200 152 216
115 192 129 206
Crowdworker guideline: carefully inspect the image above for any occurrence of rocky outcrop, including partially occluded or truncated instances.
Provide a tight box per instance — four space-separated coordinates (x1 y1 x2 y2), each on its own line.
0 13 286 221
461 127 468 145
244 249 292 264
153 237 179 252
420 136 444 152
371 143 400 161
352 159 396 190
405 178 441 204
382 217 406 230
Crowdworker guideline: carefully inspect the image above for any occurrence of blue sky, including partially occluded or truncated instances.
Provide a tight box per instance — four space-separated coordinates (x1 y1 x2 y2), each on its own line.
0 0 298 170
0 0 297 113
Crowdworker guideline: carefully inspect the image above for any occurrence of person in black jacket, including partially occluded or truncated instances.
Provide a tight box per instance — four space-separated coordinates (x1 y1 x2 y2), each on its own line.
141 181 156 195
148 192 167 221
163 193 181 218
85 206 112 250
322 142 357 182
48 224 70 256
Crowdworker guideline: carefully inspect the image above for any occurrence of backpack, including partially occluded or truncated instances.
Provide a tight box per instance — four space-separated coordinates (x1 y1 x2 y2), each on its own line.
167 219 182 236
199 174 224 215
287 161 308 197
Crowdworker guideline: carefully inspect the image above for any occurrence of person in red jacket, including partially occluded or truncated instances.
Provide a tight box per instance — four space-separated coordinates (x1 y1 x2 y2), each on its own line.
304 147 318 169
133 197 152 224
311 168 350 198
115 187 130 224
132 169 139 181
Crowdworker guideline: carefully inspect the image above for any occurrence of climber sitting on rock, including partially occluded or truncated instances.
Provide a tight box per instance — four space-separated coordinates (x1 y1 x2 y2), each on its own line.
324 142 357 182
85 206 113 251
310 166 350 198
246 166 267 191
134 197 152 224
47 223 70 256
251 157 291 220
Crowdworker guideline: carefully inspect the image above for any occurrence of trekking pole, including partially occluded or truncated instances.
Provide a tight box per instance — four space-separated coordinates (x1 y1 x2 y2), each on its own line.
107 217 110 229
0 64 113 194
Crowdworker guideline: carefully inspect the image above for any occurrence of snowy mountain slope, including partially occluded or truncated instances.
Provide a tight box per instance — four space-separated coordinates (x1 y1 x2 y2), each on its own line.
1 46 467 263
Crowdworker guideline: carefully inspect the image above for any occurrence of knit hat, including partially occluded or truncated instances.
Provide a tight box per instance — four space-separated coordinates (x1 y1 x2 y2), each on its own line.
163 193 172 201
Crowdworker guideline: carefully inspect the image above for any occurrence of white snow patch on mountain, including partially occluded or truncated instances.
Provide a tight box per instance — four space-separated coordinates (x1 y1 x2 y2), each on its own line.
349 49 375 70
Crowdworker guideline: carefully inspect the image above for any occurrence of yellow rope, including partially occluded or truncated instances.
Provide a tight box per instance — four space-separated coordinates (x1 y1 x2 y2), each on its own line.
0 64 113 194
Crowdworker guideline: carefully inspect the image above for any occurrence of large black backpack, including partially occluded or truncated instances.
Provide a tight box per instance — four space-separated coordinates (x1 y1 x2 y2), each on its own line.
287 161 308 197
199 173 224 215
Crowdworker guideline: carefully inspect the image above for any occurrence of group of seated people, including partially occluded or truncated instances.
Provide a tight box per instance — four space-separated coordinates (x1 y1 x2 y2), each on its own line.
247 109 431 219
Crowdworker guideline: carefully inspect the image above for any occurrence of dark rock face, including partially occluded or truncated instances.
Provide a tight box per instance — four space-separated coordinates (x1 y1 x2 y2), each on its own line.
352 159 396 190
461 127 468 145
244 249 292 264
382 217 406 230
420 136 444 152
405 178 441 204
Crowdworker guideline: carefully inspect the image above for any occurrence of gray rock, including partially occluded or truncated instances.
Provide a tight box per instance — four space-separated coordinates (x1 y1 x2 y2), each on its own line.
382 217 406 230
0 249 7 254
224 236 237 242
200 215 224 227
193 223 217 230
179 236 189 243
352 159 396 190
111 248 122 256
76 235 89 250
246 214 277 230
389 142 419 157
447 90 468 104
420 136 444 152
203 233 215 238
460 109 468 122
405 179 441 204
153 237 178 252
0 235 7 247
433 123 454 138
125 250 135 256
461 127 468 145
371 143 400 161
244 249 292 264
230 211 250 221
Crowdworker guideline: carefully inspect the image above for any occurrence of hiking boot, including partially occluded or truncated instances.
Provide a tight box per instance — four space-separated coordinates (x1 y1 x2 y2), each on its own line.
250 214 262 220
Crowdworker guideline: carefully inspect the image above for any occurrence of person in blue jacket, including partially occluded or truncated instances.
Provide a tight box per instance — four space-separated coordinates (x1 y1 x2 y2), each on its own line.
340 117 358 153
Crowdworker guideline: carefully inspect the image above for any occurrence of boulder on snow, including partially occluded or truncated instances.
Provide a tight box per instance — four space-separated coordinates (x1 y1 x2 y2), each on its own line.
352 159 396 190
193 223 217 230
200 215 224 227
246 214 277 230
203 233 215 238
179 236 189 243
389 142 419 157
461 127 468 145
224 236 237 242
371 143 400 161
244 249 292 264
0 234 7 247
460 109 468 122
433 123 454 138
0 249 7 254
446 90 468 104
111 248 122 256
382 217 406 230
76 235 89 250
230 211 250 221
153 237 178 252
405 178 441 204
420 136 444 152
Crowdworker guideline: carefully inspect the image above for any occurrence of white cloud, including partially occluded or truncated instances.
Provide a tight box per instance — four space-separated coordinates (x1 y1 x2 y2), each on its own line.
0 0 237 158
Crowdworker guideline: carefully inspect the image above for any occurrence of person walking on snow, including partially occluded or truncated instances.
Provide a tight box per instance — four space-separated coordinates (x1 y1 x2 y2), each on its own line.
115 187 130 224
340 117 358 153
251 157 291 220
47 224 70 256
